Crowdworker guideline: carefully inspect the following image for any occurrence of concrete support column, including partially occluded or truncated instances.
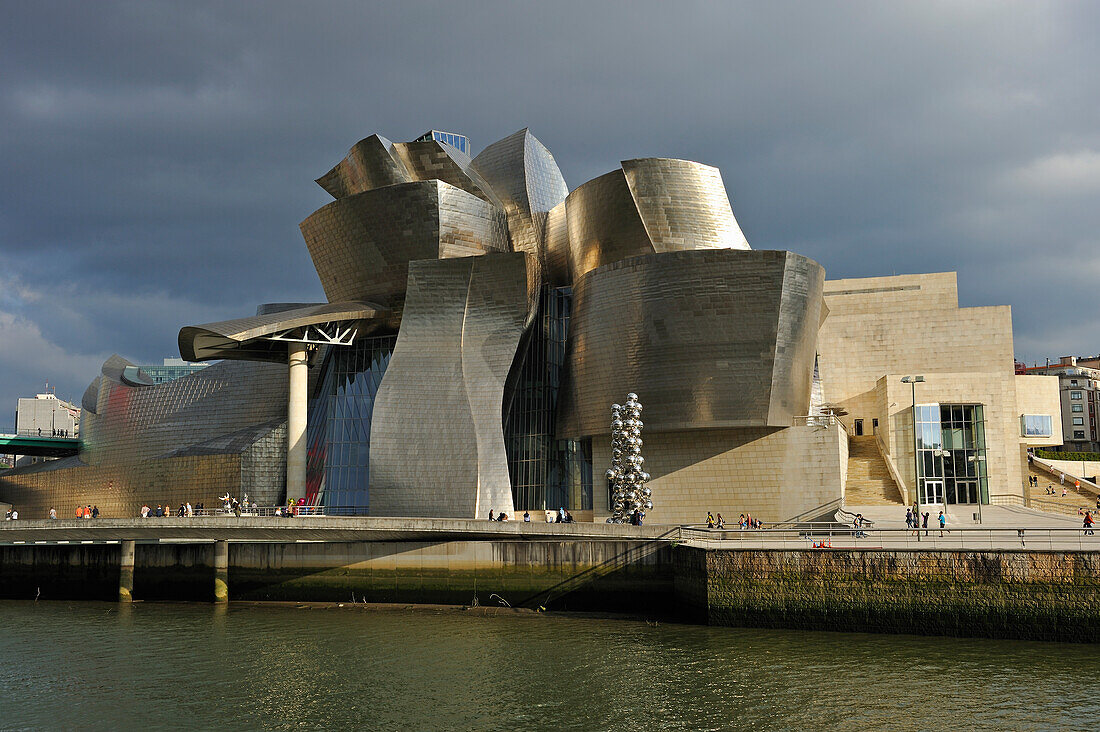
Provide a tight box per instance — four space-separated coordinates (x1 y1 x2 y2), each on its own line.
118 539 135 603
213 540 229 603
287 342 308 503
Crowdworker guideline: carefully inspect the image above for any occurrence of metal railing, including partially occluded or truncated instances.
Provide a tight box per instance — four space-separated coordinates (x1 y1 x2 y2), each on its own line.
0 428 78 439
793 414 846 430
677 525 1100 551
138 505 367 518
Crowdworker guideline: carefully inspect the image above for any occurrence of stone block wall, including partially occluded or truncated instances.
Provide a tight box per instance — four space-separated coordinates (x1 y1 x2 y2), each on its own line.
693 547 1100 642
591 423 847 525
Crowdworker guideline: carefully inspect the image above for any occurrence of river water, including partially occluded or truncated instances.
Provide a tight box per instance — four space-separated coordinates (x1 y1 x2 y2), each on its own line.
0 601 1096 731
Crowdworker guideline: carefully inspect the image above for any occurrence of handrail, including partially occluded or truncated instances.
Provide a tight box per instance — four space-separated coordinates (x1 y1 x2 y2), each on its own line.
792 414 846 432
677 524 1100 551
875 433 910 505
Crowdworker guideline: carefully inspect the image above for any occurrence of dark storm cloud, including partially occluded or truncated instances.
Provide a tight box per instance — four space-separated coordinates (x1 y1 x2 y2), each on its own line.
1 0 1098 414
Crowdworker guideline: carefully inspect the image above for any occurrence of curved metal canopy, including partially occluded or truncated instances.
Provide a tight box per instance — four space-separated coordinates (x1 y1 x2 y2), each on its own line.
178 301 395 363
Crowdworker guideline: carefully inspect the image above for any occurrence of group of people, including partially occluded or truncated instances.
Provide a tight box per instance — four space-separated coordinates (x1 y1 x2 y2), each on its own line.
66 505 99 519
35 428 71 437
905 506 949 536
486 507 576 523
1043 483 1072 497
3 508 18 520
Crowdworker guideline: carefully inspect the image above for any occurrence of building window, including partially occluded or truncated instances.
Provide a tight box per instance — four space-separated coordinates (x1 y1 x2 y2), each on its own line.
1021 414 1053 437
1074 417 1085 425
1072 391 1083 399
1074 430 1087 439
1073 404 1084 413
1072 379 1079 386
915 403 987 505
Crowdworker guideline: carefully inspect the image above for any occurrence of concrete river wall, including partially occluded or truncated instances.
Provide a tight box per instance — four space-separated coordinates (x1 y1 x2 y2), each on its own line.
2 535 1099 642
675 547 1100 643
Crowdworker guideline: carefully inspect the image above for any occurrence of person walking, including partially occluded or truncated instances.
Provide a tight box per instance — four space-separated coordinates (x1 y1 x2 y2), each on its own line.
922 511 930 536
488 509 495 521
905 507 913 529
938 510 948 537
716 513 724 529
1084 511 1095 536
706 512 715 529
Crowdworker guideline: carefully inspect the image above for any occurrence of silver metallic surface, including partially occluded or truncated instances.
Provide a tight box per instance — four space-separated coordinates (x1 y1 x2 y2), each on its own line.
0 354 292 517
470 128 569 277
606 394 650 523
179 301 394 362
369 253 531 518
315 134 410 199
563 158 751 283
558 249 825 437
300 180 508 306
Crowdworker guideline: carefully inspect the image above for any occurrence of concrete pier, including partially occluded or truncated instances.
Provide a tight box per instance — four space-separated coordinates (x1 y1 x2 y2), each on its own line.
213 540 229 603
118 540 134 603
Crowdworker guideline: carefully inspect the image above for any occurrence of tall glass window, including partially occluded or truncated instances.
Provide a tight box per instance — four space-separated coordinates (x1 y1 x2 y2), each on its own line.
504 286 593 512
915 403 988 505
305 336 397 515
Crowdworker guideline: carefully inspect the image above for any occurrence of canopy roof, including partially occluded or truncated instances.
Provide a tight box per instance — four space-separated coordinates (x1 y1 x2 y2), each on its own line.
179 301 394 362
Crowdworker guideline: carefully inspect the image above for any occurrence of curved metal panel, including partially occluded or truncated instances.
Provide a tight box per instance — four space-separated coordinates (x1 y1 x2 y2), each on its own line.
565 169 653 283
557 249 824 437
81 376 102 415
369 253 530 518
300 180 507 306
391 140 501 207
84 356 289 469
315 135 410 199
471 129 569 274
543 199 570 286
621 158 749 252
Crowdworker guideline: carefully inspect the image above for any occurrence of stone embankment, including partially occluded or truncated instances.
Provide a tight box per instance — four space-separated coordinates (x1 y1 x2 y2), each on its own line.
2 519 1098 642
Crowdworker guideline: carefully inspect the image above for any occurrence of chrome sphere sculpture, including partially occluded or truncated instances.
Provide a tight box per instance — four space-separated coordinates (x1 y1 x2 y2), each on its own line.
606 393 652 524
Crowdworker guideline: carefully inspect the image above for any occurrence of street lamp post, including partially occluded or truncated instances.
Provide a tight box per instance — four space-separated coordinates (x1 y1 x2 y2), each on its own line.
902 376 925 541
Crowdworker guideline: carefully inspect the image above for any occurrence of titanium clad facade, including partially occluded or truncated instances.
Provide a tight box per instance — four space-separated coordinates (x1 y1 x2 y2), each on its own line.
0 355 290 517
470 129 569 276
369 253 530 518
621 158 749 252
300 180 508 306
564 159 751 283
315 135 410 199
558 249 825 437
390 140 502 207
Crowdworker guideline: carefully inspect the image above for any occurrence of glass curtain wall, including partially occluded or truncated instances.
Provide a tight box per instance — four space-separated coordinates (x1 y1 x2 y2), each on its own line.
504 286 593 512
305 335 397 515
914 403 988 505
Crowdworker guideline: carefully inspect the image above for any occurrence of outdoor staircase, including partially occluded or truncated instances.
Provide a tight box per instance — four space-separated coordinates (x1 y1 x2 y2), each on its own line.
845 435 904 505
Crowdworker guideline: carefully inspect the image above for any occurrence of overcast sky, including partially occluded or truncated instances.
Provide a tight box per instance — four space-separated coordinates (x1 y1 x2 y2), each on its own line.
1 1 1098 419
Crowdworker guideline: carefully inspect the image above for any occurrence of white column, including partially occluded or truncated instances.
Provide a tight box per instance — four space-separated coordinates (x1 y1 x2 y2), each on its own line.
286 343 308 503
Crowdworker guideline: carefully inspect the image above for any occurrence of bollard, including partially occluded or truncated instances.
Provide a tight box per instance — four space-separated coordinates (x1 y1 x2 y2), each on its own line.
118 540 135 603
213 540 229 603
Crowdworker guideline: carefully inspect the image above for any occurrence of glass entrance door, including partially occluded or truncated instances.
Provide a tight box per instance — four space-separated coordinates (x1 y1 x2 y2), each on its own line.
954 480 979 504
922 480 944 505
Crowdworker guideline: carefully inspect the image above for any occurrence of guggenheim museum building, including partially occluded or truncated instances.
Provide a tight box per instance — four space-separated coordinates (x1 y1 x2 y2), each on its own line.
0 128 1063 523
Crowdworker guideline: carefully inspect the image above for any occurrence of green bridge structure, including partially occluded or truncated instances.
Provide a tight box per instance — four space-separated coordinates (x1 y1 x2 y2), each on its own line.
0 433 81 459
